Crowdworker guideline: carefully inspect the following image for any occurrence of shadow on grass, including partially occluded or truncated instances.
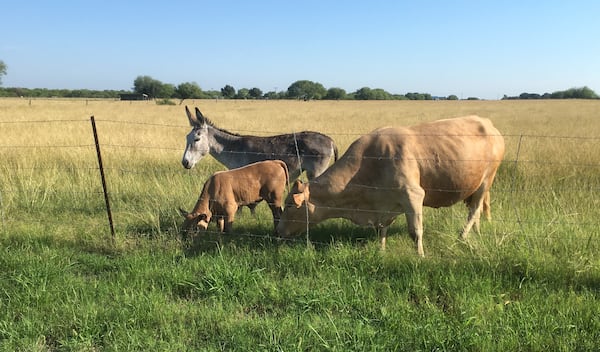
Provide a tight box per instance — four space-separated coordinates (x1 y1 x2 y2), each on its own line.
181 218 409 257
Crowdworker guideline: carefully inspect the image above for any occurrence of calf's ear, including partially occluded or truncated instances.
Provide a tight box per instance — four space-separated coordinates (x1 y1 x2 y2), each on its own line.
179 208 189 217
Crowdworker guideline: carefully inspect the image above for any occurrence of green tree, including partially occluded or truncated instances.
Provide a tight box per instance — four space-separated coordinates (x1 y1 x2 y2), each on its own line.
405 92 432 100
235 88 249 99
287 80 327 100
325 87 347 100
157 83 175 98
175 82 203 100
0 60 6 85
371 88 392 100
355 87 394 100
354 87 373 100
579 86 598 99
562 86 598 99
248 87 263 99
264 91 285 99
447 95 459 100
221 85 236 99
133 75 165 98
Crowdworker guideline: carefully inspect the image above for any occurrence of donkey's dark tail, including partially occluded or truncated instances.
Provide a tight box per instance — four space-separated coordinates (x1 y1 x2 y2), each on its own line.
332 142 339 162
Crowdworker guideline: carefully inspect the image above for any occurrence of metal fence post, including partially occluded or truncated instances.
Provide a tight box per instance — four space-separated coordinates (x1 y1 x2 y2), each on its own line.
90 116 116 240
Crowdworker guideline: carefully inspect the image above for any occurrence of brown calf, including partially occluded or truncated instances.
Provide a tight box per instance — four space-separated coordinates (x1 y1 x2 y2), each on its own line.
180 160 289 234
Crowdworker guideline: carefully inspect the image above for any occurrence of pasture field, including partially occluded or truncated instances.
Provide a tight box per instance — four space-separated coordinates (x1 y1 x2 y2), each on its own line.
1 98 599 350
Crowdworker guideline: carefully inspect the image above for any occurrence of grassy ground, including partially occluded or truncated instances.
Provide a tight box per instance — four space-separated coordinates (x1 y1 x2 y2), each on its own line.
1 98 599 350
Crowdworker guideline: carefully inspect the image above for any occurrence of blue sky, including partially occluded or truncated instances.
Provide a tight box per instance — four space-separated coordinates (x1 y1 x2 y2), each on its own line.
2 0 599 99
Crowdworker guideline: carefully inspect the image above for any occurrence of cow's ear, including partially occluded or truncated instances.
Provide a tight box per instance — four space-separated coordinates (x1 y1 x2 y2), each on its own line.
292 193 305 208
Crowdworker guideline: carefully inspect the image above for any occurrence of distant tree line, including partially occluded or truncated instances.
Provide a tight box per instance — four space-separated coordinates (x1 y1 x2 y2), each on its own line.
0 68 598 101
0 87 129 99
130 76 450 101
0 75 456 101
502 86 599 100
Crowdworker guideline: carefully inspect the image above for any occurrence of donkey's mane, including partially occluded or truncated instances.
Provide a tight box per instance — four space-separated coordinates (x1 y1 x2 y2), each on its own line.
199 115 243 137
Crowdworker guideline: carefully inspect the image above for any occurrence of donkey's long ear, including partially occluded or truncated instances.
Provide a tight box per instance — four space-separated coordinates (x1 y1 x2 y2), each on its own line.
185 106 199 127
195 107 207 125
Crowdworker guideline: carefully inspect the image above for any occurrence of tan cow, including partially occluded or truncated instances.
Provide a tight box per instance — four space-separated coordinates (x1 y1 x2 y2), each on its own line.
180 160 289 234
275 116 505 257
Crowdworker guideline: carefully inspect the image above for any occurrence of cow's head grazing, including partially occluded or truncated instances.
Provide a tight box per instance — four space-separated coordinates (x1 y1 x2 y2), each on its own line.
275 180 315 236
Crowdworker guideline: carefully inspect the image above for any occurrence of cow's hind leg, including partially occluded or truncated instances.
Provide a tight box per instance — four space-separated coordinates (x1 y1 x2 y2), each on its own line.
400 186 426 257
462 187 486 239
379 225 389 250
482 190 491 221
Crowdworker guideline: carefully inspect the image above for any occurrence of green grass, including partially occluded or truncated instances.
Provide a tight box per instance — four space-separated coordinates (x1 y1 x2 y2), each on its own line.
1 99 600 350
2 230 599 350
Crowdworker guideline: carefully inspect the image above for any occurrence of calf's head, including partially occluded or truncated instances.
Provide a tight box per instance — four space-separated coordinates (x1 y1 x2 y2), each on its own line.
275 180 315 236
179 208 212 233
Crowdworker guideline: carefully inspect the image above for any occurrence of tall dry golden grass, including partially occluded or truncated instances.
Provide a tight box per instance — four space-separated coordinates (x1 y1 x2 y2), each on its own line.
2 97 599 158
5 97 598 230
2 99 598 218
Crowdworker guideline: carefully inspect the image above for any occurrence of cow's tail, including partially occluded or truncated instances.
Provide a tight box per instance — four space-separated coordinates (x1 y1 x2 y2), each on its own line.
280 160 290 186
279 160 293 195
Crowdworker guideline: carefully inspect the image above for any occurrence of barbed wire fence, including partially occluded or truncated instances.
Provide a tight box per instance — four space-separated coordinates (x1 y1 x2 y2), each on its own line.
0 117 599 252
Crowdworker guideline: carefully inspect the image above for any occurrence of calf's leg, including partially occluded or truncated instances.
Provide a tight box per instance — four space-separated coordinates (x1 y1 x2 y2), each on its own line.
268 203 283 233
216 217 225 232
223 205 238 233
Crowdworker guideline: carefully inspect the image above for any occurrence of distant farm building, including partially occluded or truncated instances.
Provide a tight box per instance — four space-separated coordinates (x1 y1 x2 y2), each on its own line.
119 93 149 101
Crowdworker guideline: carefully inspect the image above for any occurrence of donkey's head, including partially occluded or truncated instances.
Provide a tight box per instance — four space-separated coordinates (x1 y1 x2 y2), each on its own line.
182 106 210 169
